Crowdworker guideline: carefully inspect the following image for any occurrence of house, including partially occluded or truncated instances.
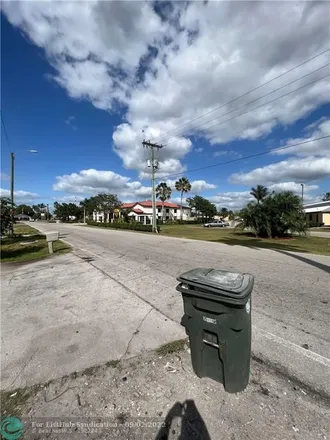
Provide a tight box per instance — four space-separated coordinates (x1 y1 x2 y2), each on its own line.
93 200 192 224
303 200 330 226
14 214 31 221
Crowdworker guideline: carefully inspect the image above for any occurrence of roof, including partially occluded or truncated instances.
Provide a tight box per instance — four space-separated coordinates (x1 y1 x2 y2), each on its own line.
304 200 330 213
122 202 136 209
121 200 187 210
132 208 144 214
304 206 330 213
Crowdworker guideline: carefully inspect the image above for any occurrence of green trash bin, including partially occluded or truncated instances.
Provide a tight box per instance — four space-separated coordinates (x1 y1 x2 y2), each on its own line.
176 268 254 393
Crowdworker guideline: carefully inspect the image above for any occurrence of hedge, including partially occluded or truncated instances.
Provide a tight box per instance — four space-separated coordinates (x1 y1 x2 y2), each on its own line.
86 221 160 233
308 221 324 228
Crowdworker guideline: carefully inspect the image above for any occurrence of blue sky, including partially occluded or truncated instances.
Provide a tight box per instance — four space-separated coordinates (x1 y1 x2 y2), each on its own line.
1 2 329 210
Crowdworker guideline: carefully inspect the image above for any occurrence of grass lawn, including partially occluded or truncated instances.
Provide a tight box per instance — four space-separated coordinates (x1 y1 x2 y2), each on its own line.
1 223 71 263
160 224 330 255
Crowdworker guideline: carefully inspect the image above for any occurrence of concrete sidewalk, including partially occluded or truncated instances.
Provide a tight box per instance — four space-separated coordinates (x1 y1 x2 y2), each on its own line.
1 253 184 390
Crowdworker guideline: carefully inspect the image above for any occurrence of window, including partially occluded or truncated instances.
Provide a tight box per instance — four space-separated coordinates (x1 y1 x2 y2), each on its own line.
174 216 177 219
309 214 313 221
174 209 177 213
166 208 169 213
157 208 161 213
139 216 144 223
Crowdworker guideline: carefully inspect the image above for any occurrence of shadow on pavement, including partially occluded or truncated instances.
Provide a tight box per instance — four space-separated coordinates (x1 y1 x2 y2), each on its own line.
209 235 310 253
155 400 211 440
275 250 330 274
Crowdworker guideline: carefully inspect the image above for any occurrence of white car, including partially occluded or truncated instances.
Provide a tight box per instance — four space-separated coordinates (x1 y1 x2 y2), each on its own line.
203 220 229 228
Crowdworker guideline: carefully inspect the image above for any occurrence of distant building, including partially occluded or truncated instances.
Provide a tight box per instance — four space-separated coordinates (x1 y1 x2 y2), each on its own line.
93 200 192 224
14 214 31 221
303 200 330 226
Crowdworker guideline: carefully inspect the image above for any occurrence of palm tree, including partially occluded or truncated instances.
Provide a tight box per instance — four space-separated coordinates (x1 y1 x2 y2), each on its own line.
175 177 192 221
250 185 269 205
156 182 172 221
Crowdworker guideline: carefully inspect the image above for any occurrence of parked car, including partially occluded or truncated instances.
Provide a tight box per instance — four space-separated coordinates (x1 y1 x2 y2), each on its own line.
203 220 229 228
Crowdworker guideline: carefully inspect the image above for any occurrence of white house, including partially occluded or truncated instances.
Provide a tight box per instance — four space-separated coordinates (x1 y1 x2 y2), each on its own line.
93 200 192 224
303 200 330 226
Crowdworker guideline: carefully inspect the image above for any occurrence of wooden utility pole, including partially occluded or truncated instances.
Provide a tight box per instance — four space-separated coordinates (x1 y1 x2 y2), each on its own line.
10 152 15 207
142 140 164 233
10 152 15 235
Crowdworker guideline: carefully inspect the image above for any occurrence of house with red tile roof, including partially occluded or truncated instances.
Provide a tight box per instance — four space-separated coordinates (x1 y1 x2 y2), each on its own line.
93 200 192 224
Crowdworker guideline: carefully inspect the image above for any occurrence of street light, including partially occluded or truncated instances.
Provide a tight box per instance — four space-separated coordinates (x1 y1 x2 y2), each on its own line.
300 183 304 205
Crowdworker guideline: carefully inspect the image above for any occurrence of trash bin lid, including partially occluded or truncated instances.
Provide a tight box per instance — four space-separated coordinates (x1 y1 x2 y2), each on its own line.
177 268 253 303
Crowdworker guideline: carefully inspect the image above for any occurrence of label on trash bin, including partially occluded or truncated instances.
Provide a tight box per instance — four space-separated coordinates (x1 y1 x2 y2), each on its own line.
246 299 251 314
203 316 217 325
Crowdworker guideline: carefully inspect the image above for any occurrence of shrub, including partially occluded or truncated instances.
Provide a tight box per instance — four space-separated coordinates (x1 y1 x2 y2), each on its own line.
308 221 324 228
237 191 307 238
86 221 160 233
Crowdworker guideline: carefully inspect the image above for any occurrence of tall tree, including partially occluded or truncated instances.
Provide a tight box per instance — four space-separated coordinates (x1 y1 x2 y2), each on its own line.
186 195 217 220
54 202 83 222
94 193 122 222
322 192 330 201
80 196 99 220
14 204 35 217
156 182 172 221
238 191 306 238
0 197 15 236
175 177 191 221
250 185 269 204
219 207 229 218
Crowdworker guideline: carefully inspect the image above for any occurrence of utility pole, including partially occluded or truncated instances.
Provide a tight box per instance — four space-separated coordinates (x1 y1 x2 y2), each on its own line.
142 140 164 233
10 152 15 235
301 183 304 205
10 152 15 208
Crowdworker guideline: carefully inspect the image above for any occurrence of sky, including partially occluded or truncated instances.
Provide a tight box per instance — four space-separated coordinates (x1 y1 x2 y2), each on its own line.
1 1 330 211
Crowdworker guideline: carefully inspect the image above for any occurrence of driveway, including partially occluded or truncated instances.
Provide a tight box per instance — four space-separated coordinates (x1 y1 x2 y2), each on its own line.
27 222 330 398
1 253 184 390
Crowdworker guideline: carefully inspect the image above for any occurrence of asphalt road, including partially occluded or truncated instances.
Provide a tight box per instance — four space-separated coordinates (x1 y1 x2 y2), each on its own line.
34 222 330 397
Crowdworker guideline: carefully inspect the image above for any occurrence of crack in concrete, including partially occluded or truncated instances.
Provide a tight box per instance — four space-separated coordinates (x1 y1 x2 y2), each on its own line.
121 308 153 361
72 250 177 325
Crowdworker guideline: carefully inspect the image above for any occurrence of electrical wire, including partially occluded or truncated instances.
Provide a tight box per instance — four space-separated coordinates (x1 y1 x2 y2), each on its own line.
163 72 329 148
148 49 330 144
155 135 330 181
1 111 12 153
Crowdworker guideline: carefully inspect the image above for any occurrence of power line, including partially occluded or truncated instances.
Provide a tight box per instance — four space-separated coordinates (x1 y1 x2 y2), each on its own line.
1 111 12 153
148 49 330 144
156 135 330 181
163 72 329 148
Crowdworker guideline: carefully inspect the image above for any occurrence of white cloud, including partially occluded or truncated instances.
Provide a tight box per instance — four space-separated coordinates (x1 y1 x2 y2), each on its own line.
0 188 40 203
3 1 329 178
164 179 216 194
53 169 152 200
271 118 330 157
53 168 217 202
209 183 319 210
213 150 242 158
0 172 10 181
209 191 253 210
230 156 330 185
189 180 216 193
195 147 203 153
268 182 319 193
65 115 77 130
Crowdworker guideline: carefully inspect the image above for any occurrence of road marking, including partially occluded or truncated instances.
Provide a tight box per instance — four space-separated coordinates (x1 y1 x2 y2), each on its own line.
254 326 330 368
